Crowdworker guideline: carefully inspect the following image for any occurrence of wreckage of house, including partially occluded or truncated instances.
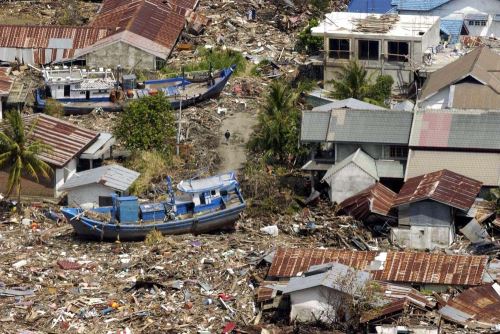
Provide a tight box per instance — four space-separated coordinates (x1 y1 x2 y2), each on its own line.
311 12 441 92
0 0 199 69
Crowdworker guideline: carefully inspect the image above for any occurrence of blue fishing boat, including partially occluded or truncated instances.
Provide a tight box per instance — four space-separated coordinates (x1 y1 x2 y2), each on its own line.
35 65 236 115
60 172 246 240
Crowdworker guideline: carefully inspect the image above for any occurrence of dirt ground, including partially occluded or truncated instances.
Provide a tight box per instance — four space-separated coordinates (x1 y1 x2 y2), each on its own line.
217 108 259 173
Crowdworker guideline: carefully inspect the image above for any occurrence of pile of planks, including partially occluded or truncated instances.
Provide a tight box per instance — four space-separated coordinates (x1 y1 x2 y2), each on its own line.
352 14 400 33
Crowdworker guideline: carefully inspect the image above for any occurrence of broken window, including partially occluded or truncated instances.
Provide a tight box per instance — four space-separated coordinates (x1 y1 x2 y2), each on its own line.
328 38 350 59
387 41 409 62
358 40 379 60
64 85 70 97
389 146 408 159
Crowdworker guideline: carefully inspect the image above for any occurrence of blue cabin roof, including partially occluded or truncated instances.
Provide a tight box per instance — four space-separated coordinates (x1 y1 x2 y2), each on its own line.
392 0 452 11
440 19 463 43
348 0 394 13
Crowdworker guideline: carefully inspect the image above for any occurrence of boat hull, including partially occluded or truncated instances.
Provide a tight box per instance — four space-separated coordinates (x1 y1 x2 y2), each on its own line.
61 203 245 241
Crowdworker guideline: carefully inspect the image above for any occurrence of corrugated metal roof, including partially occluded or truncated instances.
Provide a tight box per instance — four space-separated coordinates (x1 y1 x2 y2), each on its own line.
0 26 113 64
88 0 199 59
420 46 500 101
392 0 452 11
451 84 500 109
269 248 488 286
22 114 98 168
300 110 331 142
349 0 394 13
326 109 413 144
60 164 140 191
439 283 500 328
0 68 13 96
322 148 379 182
410 111 500 151
405 150 500 187
440 19 463 44
393 169 482 211
338 182 398 220
312 98 386 112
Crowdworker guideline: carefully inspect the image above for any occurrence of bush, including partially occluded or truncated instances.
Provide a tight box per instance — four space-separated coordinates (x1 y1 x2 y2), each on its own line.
295 18 323 55
126 151 170 196
114 93 176 155
44 99 64 117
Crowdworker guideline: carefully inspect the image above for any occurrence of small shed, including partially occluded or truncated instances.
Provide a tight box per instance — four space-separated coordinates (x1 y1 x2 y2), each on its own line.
60 164 139 208
282 262 371 323
322 148 379 203
391 169 482 250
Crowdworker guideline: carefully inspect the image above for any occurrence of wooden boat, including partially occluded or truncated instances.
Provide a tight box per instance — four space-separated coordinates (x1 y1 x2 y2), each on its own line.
35 65 236 115
60 172 245 241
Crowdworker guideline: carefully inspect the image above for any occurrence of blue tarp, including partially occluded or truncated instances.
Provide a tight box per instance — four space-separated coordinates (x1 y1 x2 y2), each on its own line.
440 19 463 43
392 0 452 11
348 0 393 13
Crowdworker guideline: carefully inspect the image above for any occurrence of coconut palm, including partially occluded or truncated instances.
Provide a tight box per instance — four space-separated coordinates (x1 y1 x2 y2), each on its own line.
0 111 52 203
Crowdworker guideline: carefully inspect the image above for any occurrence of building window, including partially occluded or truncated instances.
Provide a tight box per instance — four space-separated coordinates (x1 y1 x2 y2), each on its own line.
468 20 487 26
358 40 379 60
155 57 166 70
387 41 409 62
389 146 408 159
328 38 350 59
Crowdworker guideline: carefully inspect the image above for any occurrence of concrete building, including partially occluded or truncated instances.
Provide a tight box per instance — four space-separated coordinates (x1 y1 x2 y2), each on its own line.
282 262 371 323
60 164 139 208
391 169 482 250
0 114 113 199
418 46 500 109
393 0 500 43
311 12 441 92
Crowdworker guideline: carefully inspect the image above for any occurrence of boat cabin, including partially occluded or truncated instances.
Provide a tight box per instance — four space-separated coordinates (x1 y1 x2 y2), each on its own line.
42 66 116 102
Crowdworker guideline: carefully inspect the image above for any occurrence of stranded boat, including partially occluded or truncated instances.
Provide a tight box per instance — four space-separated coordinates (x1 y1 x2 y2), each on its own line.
36 65 236 115
60 172 246 240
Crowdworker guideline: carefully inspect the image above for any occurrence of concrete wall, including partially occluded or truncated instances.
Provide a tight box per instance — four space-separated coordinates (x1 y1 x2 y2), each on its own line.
0 169 54 198
419 88 450 109
55 158 77 197
391 224 453 249
289 286 350 323
66 183 117 208
326 163 377 203
85 42 156 70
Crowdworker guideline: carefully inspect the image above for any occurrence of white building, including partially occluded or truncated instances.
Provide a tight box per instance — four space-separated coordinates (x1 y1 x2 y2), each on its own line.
312 12 441 92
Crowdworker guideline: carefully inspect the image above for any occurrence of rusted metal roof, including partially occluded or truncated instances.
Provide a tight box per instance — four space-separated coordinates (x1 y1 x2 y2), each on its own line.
23 114 98 168
269 248 488 286
371 251 487 286
393 169 482 211
0 68 13 96
0 26 113 64
439 283 500 328
88 0 199 59
338 183 397 220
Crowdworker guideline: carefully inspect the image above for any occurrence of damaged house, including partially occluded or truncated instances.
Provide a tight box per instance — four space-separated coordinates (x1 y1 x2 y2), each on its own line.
0 0 200 69
391 169 482 250
311 12 441 91
301 109 413 203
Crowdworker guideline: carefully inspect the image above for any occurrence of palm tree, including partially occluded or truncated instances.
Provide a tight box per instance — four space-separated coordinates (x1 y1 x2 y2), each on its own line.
263 80 300 116
0 112 53 204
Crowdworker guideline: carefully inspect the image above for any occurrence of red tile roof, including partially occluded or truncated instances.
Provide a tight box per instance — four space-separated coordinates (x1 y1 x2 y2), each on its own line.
0 26 113 64
269 248 488 286
394 169 482 211
339 183 397 220
0 68 13 96
23 114 98 168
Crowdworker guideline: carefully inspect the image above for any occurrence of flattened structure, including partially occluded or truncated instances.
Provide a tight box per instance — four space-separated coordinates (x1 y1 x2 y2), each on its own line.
0 68 13 96
269 248 488 286
338 182 397 220
393 169 482 211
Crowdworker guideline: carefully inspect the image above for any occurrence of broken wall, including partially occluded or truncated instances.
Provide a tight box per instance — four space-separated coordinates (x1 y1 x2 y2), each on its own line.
66 183 117 208
289 286 350 323
326 163 377 203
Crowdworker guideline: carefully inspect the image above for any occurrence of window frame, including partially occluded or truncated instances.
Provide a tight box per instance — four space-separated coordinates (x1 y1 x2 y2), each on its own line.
388 145 409 159
387 41 409 62
358 39 380 61
328 38 350 59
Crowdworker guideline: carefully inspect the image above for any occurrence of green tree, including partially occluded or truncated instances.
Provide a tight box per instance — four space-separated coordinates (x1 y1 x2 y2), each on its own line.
329 60 394 106
0 112 53 203
44 99 64 118
296 18 323 55
249 81 304 164
114 93 176 156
